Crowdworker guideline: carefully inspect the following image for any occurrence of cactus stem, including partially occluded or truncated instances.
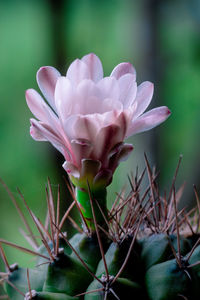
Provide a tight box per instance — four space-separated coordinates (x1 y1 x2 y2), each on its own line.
111 213 143 285
53 224 103 284
64 177 90 234
87 181 110 281
185 236 200 263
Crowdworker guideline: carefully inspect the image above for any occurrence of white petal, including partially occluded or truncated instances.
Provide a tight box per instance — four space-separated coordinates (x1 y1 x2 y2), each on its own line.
37 66 60 111
66 59 90 85
97 77 120 100
55 76 74 119
26 89 57 124
133 81 154 119
93 124 124 164
71 139 93 167
30 119 66 156
63 115 99 143
62 161 80 178
76 79 102 114
30 122 47 141
110 62 136 79
108 143 134 171
118 74 137 108
81 53 103 82
126 106 171 137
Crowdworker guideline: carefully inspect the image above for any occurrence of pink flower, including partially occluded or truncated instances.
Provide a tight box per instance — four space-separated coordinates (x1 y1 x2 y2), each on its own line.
26 53 170 188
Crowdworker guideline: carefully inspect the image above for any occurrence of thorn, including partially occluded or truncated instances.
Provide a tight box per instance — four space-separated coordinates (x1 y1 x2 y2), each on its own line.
75 287 104 297
0 239 49 261
0 179 39 248
52 224 103 284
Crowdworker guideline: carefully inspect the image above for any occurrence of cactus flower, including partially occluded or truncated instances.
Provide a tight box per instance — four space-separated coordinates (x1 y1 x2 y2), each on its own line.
26 53 170 189
26 53 170 228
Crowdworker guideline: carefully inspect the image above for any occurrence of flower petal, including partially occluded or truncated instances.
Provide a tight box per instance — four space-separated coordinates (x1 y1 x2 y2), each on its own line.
70 139 93 166
93 124 124 165
126 106 171 137
66 59 90 85
118 74 137 108
62 161 80 178
30 121 47 141
30 119 68 158
26 89 58 124
97 77 120 101
37 66 60 111
110 62 136 79
55 76 74 119
76 79 103 114
133 81 154 119
81 53 103 82
108 143 134 172
63 115 99 143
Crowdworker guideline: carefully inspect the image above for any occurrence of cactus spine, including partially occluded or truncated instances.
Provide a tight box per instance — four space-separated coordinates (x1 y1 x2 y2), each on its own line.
1 158 200 300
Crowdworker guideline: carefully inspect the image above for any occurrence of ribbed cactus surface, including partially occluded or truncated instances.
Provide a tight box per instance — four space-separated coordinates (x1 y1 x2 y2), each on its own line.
1 162 200 300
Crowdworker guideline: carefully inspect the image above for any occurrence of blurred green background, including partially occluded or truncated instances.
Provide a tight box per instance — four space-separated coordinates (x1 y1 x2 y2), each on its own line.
0 0 200 280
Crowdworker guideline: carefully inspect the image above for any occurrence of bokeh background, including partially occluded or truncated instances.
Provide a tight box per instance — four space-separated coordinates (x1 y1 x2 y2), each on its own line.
0 0 200 284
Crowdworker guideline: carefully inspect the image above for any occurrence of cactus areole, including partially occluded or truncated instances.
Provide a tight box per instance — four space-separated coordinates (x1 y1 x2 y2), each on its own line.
26 53 170 230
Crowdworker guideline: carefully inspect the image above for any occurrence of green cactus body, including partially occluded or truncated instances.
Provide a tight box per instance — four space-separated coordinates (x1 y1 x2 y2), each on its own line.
2 162 200 300
145 258 191 300
43 251 92 295
85 277 143 300
95 238 142 282
28 291 78 300
69 233 107 272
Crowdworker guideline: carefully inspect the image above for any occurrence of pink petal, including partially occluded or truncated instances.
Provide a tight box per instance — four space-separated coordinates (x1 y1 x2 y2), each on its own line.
66 59 90 85
63 115 99 143
81 53 103 82
118 74 137 108
126 106 171 137
30 122 47 141
26 89 57 124
62 161 80 178
54 76 74 119
114 111 132 138
133 81 154 119
93 124 124 165
76 79 103 114
30 119 74 160
37 66 60 111
108 143 134 171
110 62 136 79
93 169 113 187
70 139 93 167
97 77 120 101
